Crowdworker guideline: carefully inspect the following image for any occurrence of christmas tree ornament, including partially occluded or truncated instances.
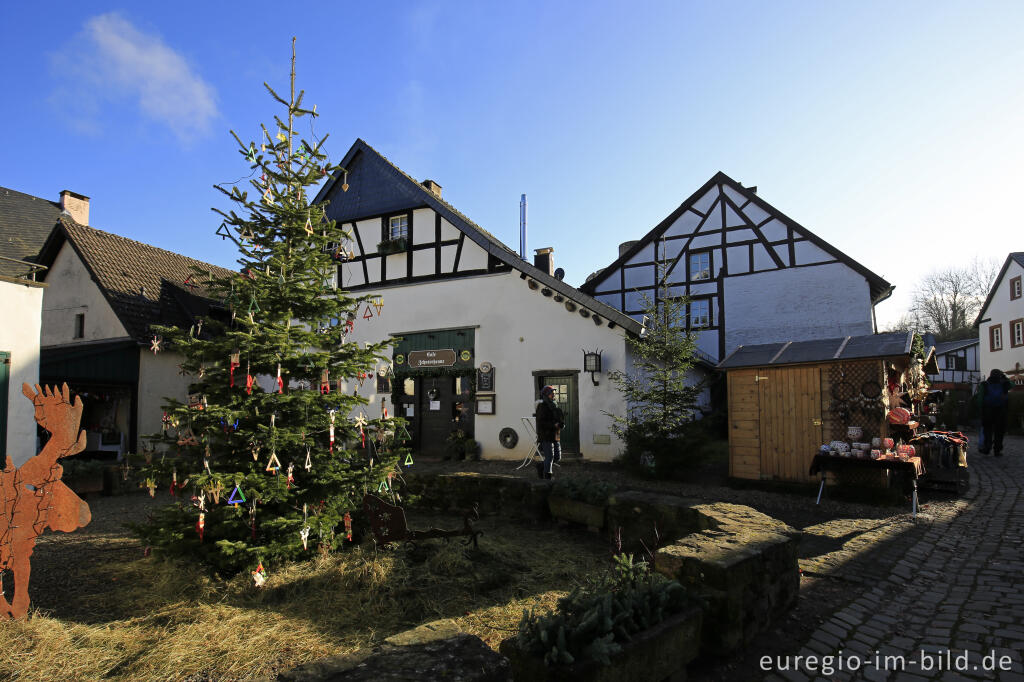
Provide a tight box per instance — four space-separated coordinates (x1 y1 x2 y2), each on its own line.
150 335 163 354
161 412 172 432
304 213 314 236
252 562 267 587
177 427 199 447
197 512 206 541
188 393 204 410
341 170 349 192
404 453 414 467
372 298 384 315
184 275 199 292
246 366 254 395
265 451 282 475
246 144 258 164
362 305 373 320
320 368 330 394
197 491 207 511
344 512 352 541
146 477 157 497
170 469 179 497
250 441 261 462
328 409 336 452
211 481 223 504
228 485 246 506
304 446 312 472
300 526 310 550
276 364 284 393
276 129 286 142
229 351 241 386
286 463 294 488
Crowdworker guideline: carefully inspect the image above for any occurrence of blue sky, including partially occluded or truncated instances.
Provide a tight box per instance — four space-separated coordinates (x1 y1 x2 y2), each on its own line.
3 2 1021 327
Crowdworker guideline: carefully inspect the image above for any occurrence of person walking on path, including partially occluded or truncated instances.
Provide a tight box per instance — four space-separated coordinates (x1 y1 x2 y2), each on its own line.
977 368 1014 456
534 385 564 479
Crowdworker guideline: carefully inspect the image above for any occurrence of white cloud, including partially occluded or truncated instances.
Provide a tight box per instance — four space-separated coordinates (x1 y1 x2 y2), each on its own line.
51 13 218 142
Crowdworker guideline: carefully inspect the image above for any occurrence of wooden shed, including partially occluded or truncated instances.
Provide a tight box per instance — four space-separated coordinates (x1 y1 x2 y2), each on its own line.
717 331 937 483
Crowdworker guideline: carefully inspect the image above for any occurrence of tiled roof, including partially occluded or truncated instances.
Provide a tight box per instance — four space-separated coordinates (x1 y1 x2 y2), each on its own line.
39 217 234 343
0 186 62 275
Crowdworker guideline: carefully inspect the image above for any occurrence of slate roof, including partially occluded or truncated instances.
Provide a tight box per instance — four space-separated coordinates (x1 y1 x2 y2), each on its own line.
717 331 916 369
932 338 979 356
0 186 62 276
37 217 234 344
975 252 1024 325
579 171 894 304
314 139 644 336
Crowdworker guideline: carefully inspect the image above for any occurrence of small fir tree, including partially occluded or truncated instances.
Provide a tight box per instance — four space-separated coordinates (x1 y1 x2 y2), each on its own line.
133 42 405 574
608 263 703 471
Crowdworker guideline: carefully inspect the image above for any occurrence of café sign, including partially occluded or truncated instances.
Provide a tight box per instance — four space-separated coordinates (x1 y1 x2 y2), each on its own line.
407 349 457 368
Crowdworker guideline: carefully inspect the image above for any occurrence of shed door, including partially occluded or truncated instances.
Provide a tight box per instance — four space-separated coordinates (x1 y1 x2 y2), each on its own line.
758 366 822 482
728 369 761 479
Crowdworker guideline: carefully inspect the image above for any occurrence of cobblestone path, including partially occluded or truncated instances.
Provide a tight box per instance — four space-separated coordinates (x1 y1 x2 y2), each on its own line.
767 433 1024 682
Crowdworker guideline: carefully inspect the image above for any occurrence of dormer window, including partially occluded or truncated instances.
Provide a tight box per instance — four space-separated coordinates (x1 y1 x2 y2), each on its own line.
689 251 711 281
389 215 408 240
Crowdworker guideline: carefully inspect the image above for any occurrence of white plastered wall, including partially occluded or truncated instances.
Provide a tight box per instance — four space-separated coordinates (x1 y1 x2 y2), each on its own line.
0 279 45 466
41 242 128 346
339 271 630 461
724 263 873 352
979 260 1024 379
138 350 190 448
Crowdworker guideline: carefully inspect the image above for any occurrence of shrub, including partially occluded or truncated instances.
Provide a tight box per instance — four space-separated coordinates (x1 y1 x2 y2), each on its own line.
516 553 697 666
550 478 615 506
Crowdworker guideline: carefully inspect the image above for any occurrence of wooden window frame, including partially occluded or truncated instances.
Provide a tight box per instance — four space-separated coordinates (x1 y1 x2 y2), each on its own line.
1011 318 1024 348
688 250 713 282
1011 275 1022 300
74 313 85 339
388 214 409 241
689 297 712 329
990 324 1003 352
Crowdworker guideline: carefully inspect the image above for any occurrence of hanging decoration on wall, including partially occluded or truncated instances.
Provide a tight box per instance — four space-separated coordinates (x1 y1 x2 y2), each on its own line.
150 335 163 354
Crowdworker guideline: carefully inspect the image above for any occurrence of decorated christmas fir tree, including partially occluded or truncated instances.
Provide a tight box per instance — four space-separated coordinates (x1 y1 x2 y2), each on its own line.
133 42 409 575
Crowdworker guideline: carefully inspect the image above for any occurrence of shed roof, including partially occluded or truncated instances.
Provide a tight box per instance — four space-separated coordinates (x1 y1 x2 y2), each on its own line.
717 331 915 369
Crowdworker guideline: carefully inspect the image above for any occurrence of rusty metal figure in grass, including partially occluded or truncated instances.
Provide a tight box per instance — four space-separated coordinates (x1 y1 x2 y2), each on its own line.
362 493 481 549
0 383 92 619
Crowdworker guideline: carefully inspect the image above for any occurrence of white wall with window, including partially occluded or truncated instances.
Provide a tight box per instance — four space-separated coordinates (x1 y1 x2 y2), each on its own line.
0 278 45 466
978 257 1024 381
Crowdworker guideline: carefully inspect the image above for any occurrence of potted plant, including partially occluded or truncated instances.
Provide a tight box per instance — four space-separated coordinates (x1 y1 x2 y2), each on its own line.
501 554 703 681
61 458 108 496
376 237 408 255
548 479 614 530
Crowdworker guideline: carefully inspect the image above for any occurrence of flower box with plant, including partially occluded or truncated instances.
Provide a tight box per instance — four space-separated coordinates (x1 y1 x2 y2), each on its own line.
376 237 408 255
501 553 703 681
548 479 614 530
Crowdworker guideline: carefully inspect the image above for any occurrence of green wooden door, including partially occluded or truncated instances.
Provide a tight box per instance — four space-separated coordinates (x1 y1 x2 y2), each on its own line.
0 352 9 462
538 374 579 455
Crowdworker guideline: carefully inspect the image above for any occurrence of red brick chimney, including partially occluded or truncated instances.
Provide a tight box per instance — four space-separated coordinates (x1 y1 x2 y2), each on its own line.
59 190 89 225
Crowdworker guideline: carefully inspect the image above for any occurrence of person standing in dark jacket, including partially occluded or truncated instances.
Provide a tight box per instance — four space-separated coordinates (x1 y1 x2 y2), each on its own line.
977 369 1014 456
535 385 564 479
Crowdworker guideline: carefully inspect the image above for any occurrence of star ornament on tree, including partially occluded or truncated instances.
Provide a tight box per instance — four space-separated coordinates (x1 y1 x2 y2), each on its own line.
150 335 163 354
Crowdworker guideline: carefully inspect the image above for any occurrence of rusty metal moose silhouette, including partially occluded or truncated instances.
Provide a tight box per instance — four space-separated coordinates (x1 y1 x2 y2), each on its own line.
0 383 91 619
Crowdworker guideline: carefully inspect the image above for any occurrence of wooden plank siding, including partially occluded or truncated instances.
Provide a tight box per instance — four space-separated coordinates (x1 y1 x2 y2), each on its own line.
728 369 761 479
728 365 822 482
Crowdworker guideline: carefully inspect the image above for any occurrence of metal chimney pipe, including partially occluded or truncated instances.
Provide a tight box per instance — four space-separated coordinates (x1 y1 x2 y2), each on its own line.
519 194 527 260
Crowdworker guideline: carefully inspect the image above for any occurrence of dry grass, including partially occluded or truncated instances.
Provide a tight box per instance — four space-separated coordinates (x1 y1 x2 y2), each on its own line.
0 509 609 681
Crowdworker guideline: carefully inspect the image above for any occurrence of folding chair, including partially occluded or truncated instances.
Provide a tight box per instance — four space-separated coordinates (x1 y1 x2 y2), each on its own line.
514 417 541 470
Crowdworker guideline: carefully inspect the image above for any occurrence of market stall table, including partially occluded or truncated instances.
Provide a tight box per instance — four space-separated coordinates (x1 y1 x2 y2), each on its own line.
809 453 926 518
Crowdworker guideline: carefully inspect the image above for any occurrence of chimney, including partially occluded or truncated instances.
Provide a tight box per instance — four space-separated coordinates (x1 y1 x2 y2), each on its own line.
421 179 442 198
618 240 638 257
534 247 554 277
60 190 90 225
